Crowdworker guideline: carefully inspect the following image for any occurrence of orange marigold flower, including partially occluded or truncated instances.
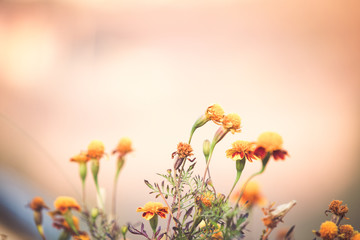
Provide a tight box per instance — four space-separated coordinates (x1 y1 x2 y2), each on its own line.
222 113 241 134
205 104 224 125
113 137 133 157
70 152 89 163
87 140 105 159
226 140 258 162
176 142 193 159
231 181 266 207
197 191 215 208
136 202 169 220
73 233 90 240
339 225 354 240
54 196 81 213
319 221 338 240
254 132 288 160
29 197 49 211
352 233 360 240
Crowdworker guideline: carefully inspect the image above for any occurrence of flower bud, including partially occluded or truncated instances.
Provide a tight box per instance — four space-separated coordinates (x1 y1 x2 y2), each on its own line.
203 139 210 160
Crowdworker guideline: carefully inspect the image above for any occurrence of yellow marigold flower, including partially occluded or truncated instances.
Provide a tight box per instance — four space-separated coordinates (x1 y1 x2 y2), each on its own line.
319 221 338 240
113 137 133 157
226 140 258 162
339 224 354 240
205 104 224 125
352 233 360 240
231 181 266 207
70 152 89 163
222 113 241 134
29 197 49 211
254 132 288 160
136 202 169 220
54 196 81 213
87 140 105 159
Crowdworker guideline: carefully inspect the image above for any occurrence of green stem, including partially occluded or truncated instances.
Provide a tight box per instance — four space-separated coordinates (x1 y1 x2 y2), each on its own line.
112 158 125 220
235 153 270 209
91 159 104 209
226 159 246 201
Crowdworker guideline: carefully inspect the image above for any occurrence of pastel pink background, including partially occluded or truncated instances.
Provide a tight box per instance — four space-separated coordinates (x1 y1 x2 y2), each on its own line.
1 0 359 239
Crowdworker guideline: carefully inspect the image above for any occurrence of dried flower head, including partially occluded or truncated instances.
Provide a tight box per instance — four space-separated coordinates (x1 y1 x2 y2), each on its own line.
113 137 133 157
70 152 89 163
328 200 349 218
29 197 49 212
262 200 296 230
87 140 105 159
319 221 338 240
222 113 241 134
226 140 258 162
136 202 169 220
254 132 288 160
54 196 81 213
339 224 354 240
205 104 224 125
231 181 266 207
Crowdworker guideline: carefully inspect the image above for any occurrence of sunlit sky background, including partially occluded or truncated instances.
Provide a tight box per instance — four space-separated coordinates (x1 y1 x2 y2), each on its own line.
0 0 360 239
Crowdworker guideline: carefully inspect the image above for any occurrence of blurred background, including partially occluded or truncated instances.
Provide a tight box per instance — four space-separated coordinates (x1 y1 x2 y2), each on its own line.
0 0 359 239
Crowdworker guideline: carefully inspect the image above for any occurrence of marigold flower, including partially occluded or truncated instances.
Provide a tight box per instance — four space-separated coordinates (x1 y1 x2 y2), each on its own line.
87 140 105 159
352 233 360 240
70 152 89 163
54 196 81 213
198 221 223 240
176 142 193 159
254 132 288 160
113 137 133 157
339 224 354 240
205 104 224 125
231 181 266 207
328 200 349 217
197 191 215 208
73 233 90 240
222 113 241 134
319 221 338 240
136 202 169 220
226 140 258 162
29 197 49 211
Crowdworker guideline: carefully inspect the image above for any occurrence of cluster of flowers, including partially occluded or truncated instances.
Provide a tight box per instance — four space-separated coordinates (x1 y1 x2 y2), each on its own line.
27 104 297 240
130 104 293 240
28 138 133 240
313 200 360 240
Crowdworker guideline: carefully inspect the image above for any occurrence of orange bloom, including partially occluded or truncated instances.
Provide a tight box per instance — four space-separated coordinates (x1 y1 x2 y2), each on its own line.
319 221 338 240
54 196 81 213
226 140 258 162
70 152 89 163
113 137 133 157
205 104 224 125
197 191 215 208
254 132 288 160
29 197 49 211
231 181 266 207
176 142 194 159
339 225 354 240
352 234 360 240
136 202 169 220
87 140 105 159
73 233 90 240
222 113 241 134
328 200 349 218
